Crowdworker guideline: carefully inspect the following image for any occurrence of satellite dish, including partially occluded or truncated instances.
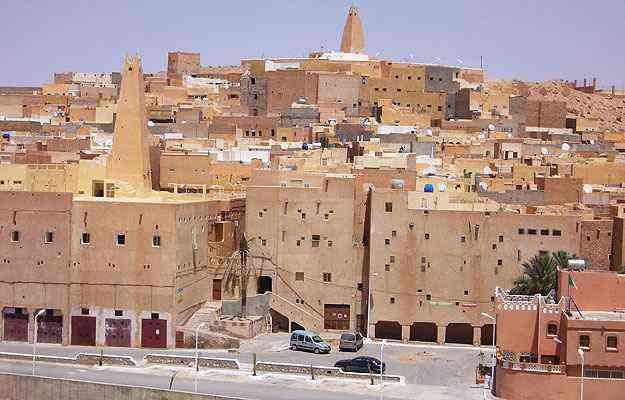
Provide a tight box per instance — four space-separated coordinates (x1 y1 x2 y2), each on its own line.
583 184 592 194
562 143 571 151
438 183 447 192
478 133 486 139
488 124 495 132
479 181 489 191
507 133 513 139
422 166 437 175
483 166 494 175
147 120 155 127
541 147 549 155
425 129 433 136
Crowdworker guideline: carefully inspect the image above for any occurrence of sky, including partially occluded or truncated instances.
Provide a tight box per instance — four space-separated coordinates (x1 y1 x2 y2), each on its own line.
1 0 624 88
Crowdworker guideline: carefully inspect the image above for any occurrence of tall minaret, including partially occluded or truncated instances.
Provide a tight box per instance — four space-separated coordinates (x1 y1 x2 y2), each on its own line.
340 6 365 54
107 55 152 193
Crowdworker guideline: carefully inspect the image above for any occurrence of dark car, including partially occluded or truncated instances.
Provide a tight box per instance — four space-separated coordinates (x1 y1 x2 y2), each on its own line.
334 356 386 374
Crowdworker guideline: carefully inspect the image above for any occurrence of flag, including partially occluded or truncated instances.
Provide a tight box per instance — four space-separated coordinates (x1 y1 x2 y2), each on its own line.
568 273 578 289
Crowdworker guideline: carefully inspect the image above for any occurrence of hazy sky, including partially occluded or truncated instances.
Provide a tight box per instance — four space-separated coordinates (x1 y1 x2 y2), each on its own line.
1 0 624 88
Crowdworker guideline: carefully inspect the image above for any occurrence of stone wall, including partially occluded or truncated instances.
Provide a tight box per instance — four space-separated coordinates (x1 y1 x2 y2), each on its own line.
255 361 402 383
145 354 239 370
0 373 245 400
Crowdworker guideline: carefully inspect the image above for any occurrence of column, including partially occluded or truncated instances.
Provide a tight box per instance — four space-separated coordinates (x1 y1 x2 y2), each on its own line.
27 308 35 344
132 312 142 348
436 324 447 345
61 312 70 345
401 325 410 342
473 326 482 347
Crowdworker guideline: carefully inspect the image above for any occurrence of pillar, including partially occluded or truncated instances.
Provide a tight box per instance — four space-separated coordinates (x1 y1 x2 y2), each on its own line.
132 312 142 348
61 312 70 345
473 326 482 347
401 325 410 342
436 324 447 345
27 308 36 344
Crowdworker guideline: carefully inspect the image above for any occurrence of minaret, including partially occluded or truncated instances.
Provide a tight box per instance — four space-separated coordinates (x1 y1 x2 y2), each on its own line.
107 55 152 193
340 6 365 54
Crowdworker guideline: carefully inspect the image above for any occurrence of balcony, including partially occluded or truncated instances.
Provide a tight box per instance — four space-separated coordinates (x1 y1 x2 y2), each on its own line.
499 359 564 374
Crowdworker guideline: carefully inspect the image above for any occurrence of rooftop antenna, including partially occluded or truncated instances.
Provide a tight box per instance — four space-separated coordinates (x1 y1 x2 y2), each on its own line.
434 56 441 64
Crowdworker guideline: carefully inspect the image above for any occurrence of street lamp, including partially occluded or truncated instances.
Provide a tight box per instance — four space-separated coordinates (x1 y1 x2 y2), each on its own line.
578 348 585 400
379 339 386 400
32 309 46 376
481 312 496 392
194 322 208 393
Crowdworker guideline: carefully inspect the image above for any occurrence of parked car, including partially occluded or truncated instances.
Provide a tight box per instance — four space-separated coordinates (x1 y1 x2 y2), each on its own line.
289 330 331 354
334 356 386 374
339 331 364 351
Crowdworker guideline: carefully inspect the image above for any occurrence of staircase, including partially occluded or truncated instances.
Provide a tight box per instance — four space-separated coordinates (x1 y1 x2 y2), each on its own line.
269 292 324 332
180 301 222 331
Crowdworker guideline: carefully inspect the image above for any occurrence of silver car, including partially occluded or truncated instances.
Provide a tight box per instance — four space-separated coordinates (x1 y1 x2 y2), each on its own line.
290 330 331 354
339 331 364 352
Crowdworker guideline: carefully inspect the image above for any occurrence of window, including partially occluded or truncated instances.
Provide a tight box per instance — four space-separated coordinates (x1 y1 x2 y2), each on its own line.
152 235 161 247
464 290 469 295
492 244 497 250
460 236 466 243
421 257 426 263
327 240 333 247
116 233 126 246
391 230 397 237
295 272 304 281
151 312 160 319
607 336 618 351
518 228 525 235
385 238 390 245
528 229 537 235
497 259 503 266
10 231 20 242
301 213 306 220
81 232 90 245
44 231 54 243
579 335 590 349
296 240 301 246
552 230 562 236
540 229 549 236
385 264 390 272
517 250 521 261
547 323 558 336
499 235 504 242
385 202 393 212
426 294 431 300
81 308 89 315
312 234 320 247
390 255 395 263
390 297 395 304
323 273 332 282
424 233 430 240
114 310 123 317
261 239 267 246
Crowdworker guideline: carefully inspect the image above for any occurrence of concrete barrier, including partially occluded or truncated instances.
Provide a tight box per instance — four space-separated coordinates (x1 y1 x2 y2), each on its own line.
145 354 240 370
0 352 136 367
254 361 403 383
0 373 250 400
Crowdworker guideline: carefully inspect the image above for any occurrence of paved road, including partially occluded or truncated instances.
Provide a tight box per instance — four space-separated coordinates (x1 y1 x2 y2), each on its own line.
0 336 489 399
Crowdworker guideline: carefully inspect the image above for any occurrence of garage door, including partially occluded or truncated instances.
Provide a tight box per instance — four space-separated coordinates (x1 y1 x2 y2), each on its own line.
71 316 96 346
3 314 28 342
324 304 350 330
37 315 63 344
105 318 131 347
141 319 167 348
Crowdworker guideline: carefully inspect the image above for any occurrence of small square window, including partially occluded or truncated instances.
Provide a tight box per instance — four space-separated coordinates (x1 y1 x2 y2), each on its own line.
426 294 431 301
492 244 497 250
116 233 126 246
327 240 333 247
151 312 160 319
518 228 525 235
424 233 430 240
295 272 304 281
391 230 397 237
262 239 267 246
81 308 89 315
385 264 390 272
385 238 390 245
81 232 90 245
44 231 54 243
540 229 550 236
552 230 562 236
460 236 466 243
114 310 123 317
323 273 332 282
301 213 306 220
385 202 393 212
390 297 395 304
547 323 558 336
10 230 20 242
152 235 161 247
499 235 504 242
579 335 590 348
296 240 301 247
607 336 618 350
497 259 503 266
464 290 469 295
390 255 395 263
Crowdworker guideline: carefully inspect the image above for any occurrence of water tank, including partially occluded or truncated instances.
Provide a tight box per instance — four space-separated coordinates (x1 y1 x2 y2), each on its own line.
390 179 404 189
424 183 434 193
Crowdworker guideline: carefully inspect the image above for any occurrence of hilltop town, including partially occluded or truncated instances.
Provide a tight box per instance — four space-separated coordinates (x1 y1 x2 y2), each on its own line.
1 6 625 400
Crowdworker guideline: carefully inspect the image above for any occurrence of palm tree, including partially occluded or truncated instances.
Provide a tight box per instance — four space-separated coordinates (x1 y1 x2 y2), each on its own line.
551 250 576 270
510 254 557 296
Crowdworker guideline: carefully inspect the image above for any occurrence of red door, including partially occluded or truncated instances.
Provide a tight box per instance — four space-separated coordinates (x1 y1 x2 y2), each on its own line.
37 315 63 344
71 316 96 346
105 318 131 347
141 319 167 348
3 314 28 342
212 279 222 300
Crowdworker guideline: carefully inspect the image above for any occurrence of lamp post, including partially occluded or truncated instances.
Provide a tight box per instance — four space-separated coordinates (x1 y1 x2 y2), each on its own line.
578 348 585 400
32 309 46 376
378 339 386 400
195 322 208 393
480 312 496 392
